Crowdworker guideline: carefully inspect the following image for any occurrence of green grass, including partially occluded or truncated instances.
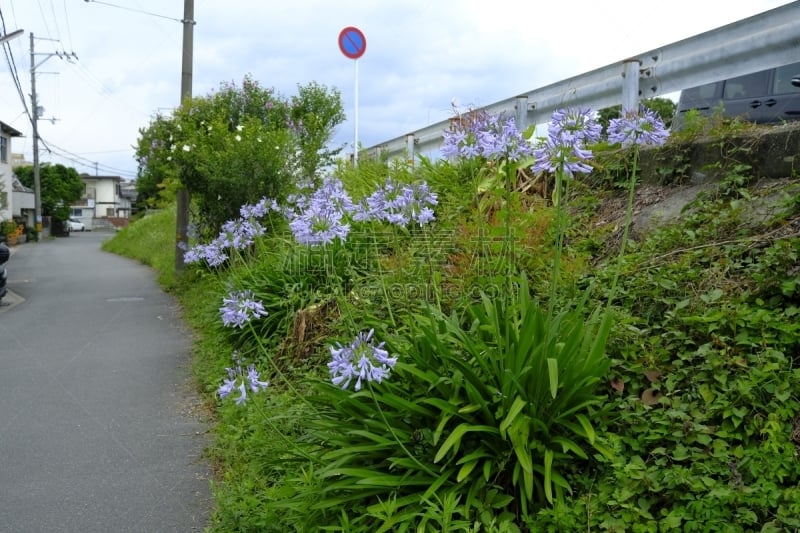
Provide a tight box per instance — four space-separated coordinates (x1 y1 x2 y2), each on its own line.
101 206 180 289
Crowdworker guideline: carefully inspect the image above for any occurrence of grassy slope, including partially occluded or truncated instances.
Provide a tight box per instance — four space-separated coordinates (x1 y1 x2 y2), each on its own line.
105 164 800 531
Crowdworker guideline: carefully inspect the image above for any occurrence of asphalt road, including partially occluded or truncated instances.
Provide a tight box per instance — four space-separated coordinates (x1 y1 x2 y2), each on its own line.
0 232 211 532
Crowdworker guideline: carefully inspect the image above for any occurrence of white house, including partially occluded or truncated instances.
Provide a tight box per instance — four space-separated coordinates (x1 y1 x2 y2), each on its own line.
0 121 25 224
72 174 131 228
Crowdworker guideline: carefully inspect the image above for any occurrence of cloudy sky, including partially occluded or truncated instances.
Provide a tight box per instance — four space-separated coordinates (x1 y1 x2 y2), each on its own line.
0 0 794 180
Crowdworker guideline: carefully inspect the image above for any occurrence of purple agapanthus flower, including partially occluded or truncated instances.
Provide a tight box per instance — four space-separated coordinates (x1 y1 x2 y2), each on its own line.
220 289 269 328
184 241 229 267
607 107 670 148
547 107 603 146
240 197 277 219
532 108 600 178
217 352 269 405
532 137 595 177
219 218 265 250
441 110 533 162
354 179 438 227
288 205 351 245
284 177 355 245
328 329 397 391
184 196 278 267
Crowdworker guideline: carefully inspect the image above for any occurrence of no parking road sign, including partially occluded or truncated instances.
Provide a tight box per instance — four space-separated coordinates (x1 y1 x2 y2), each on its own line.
338 26 366 60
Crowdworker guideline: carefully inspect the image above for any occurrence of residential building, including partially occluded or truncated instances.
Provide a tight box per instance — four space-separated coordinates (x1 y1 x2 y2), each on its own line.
0 121 24 224
72 174 131 229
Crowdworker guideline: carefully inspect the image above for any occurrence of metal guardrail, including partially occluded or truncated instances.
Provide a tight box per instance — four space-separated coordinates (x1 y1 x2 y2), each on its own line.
366 1 800 163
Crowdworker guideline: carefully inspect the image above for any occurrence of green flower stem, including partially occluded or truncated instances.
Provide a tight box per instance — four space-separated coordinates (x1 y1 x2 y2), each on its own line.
548 169 567 317
372 230 398 329
245 320 316 412
422 226 442 310
248 395 319 464
368 382 438 478
606 146 640 310
504 160 516 296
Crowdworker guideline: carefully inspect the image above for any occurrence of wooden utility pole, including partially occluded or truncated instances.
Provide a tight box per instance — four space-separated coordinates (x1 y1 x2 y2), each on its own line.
175 0 194 272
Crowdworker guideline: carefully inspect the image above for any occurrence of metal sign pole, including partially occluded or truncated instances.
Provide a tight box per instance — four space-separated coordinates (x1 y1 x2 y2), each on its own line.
338 26 366 168
354 58 359 167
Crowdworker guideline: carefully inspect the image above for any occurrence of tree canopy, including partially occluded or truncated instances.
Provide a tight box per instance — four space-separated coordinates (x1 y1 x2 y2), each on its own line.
135 75 346 233
14 163 84 220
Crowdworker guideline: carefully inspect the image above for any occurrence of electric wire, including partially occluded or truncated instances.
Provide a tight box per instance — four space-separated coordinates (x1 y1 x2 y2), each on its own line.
60 0 74 52
40 138 136 178
84 0 186 24
0 7 33 123
5 1 182 179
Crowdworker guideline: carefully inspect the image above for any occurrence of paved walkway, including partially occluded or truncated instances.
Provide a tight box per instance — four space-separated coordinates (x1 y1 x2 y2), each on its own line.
0 232 211 532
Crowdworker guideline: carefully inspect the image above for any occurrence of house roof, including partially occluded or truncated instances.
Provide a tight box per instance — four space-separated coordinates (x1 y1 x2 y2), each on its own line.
12 175 33 193
80 173 122 181
1 121 23 137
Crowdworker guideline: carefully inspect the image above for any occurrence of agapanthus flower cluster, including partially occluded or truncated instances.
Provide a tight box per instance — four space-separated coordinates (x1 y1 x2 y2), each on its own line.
184 241 229 267
441 111 533 161
532 108 601 177
284 177 354 246
217 351 270 405
328 329 397 391
185 176 439 253
184 197 274 266
354 179 438 226
219 288 269 328
607 106 670 148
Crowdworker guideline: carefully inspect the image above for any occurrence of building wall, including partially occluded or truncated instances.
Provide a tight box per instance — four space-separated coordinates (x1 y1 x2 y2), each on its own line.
0 132 12 221
80 176 130 219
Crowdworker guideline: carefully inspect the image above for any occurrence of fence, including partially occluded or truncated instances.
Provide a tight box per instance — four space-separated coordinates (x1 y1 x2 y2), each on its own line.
365 1 800 163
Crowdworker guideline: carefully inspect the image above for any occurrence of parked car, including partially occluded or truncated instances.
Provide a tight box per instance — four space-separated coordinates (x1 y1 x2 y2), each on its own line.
66 218 86 232
673 61 800 128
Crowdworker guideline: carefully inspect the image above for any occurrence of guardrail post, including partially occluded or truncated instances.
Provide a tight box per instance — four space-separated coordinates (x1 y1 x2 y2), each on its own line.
406 134 416 166
622 59 641 112
515 95 528 132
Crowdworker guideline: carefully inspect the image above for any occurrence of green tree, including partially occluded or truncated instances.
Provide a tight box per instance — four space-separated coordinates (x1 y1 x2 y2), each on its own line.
14 163 84 221
134 114 181 210
290 81 346 178
597 97 677 132
135 74 345 233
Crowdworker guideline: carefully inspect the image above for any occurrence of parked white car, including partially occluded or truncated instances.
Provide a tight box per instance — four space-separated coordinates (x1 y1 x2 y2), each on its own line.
66 218 86 232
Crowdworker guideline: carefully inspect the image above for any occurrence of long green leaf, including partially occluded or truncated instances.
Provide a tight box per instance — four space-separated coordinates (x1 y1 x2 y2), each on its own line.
376 391 435 417
499 395 527 439
544 448 554 503
421 397 460 414
434 423 498 463
457 459 480 482
551 435 589 459
575 413 596 444
508 416 532 474
547 357 559 399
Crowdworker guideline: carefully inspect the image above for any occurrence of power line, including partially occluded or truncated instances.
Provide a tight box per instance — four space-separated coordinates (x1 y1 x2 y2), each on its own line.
83 0 187 24
60 0 74 51
36 135 136 179
0 7 32 122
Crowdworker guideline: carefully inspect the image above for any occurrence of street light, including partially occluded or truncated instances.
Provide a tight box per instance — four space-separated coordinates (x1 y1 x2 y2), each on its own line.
0 29 24 45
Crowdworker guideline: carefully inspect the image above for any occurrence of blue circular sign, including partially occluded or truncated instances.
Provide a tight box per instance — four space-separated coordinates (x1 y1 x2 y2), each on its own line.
338 26 366 60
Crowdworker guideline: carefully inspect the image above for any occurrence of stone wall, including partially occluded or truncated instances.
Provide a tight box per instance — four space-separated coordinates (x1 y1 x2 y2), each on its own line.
638 122 800 185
